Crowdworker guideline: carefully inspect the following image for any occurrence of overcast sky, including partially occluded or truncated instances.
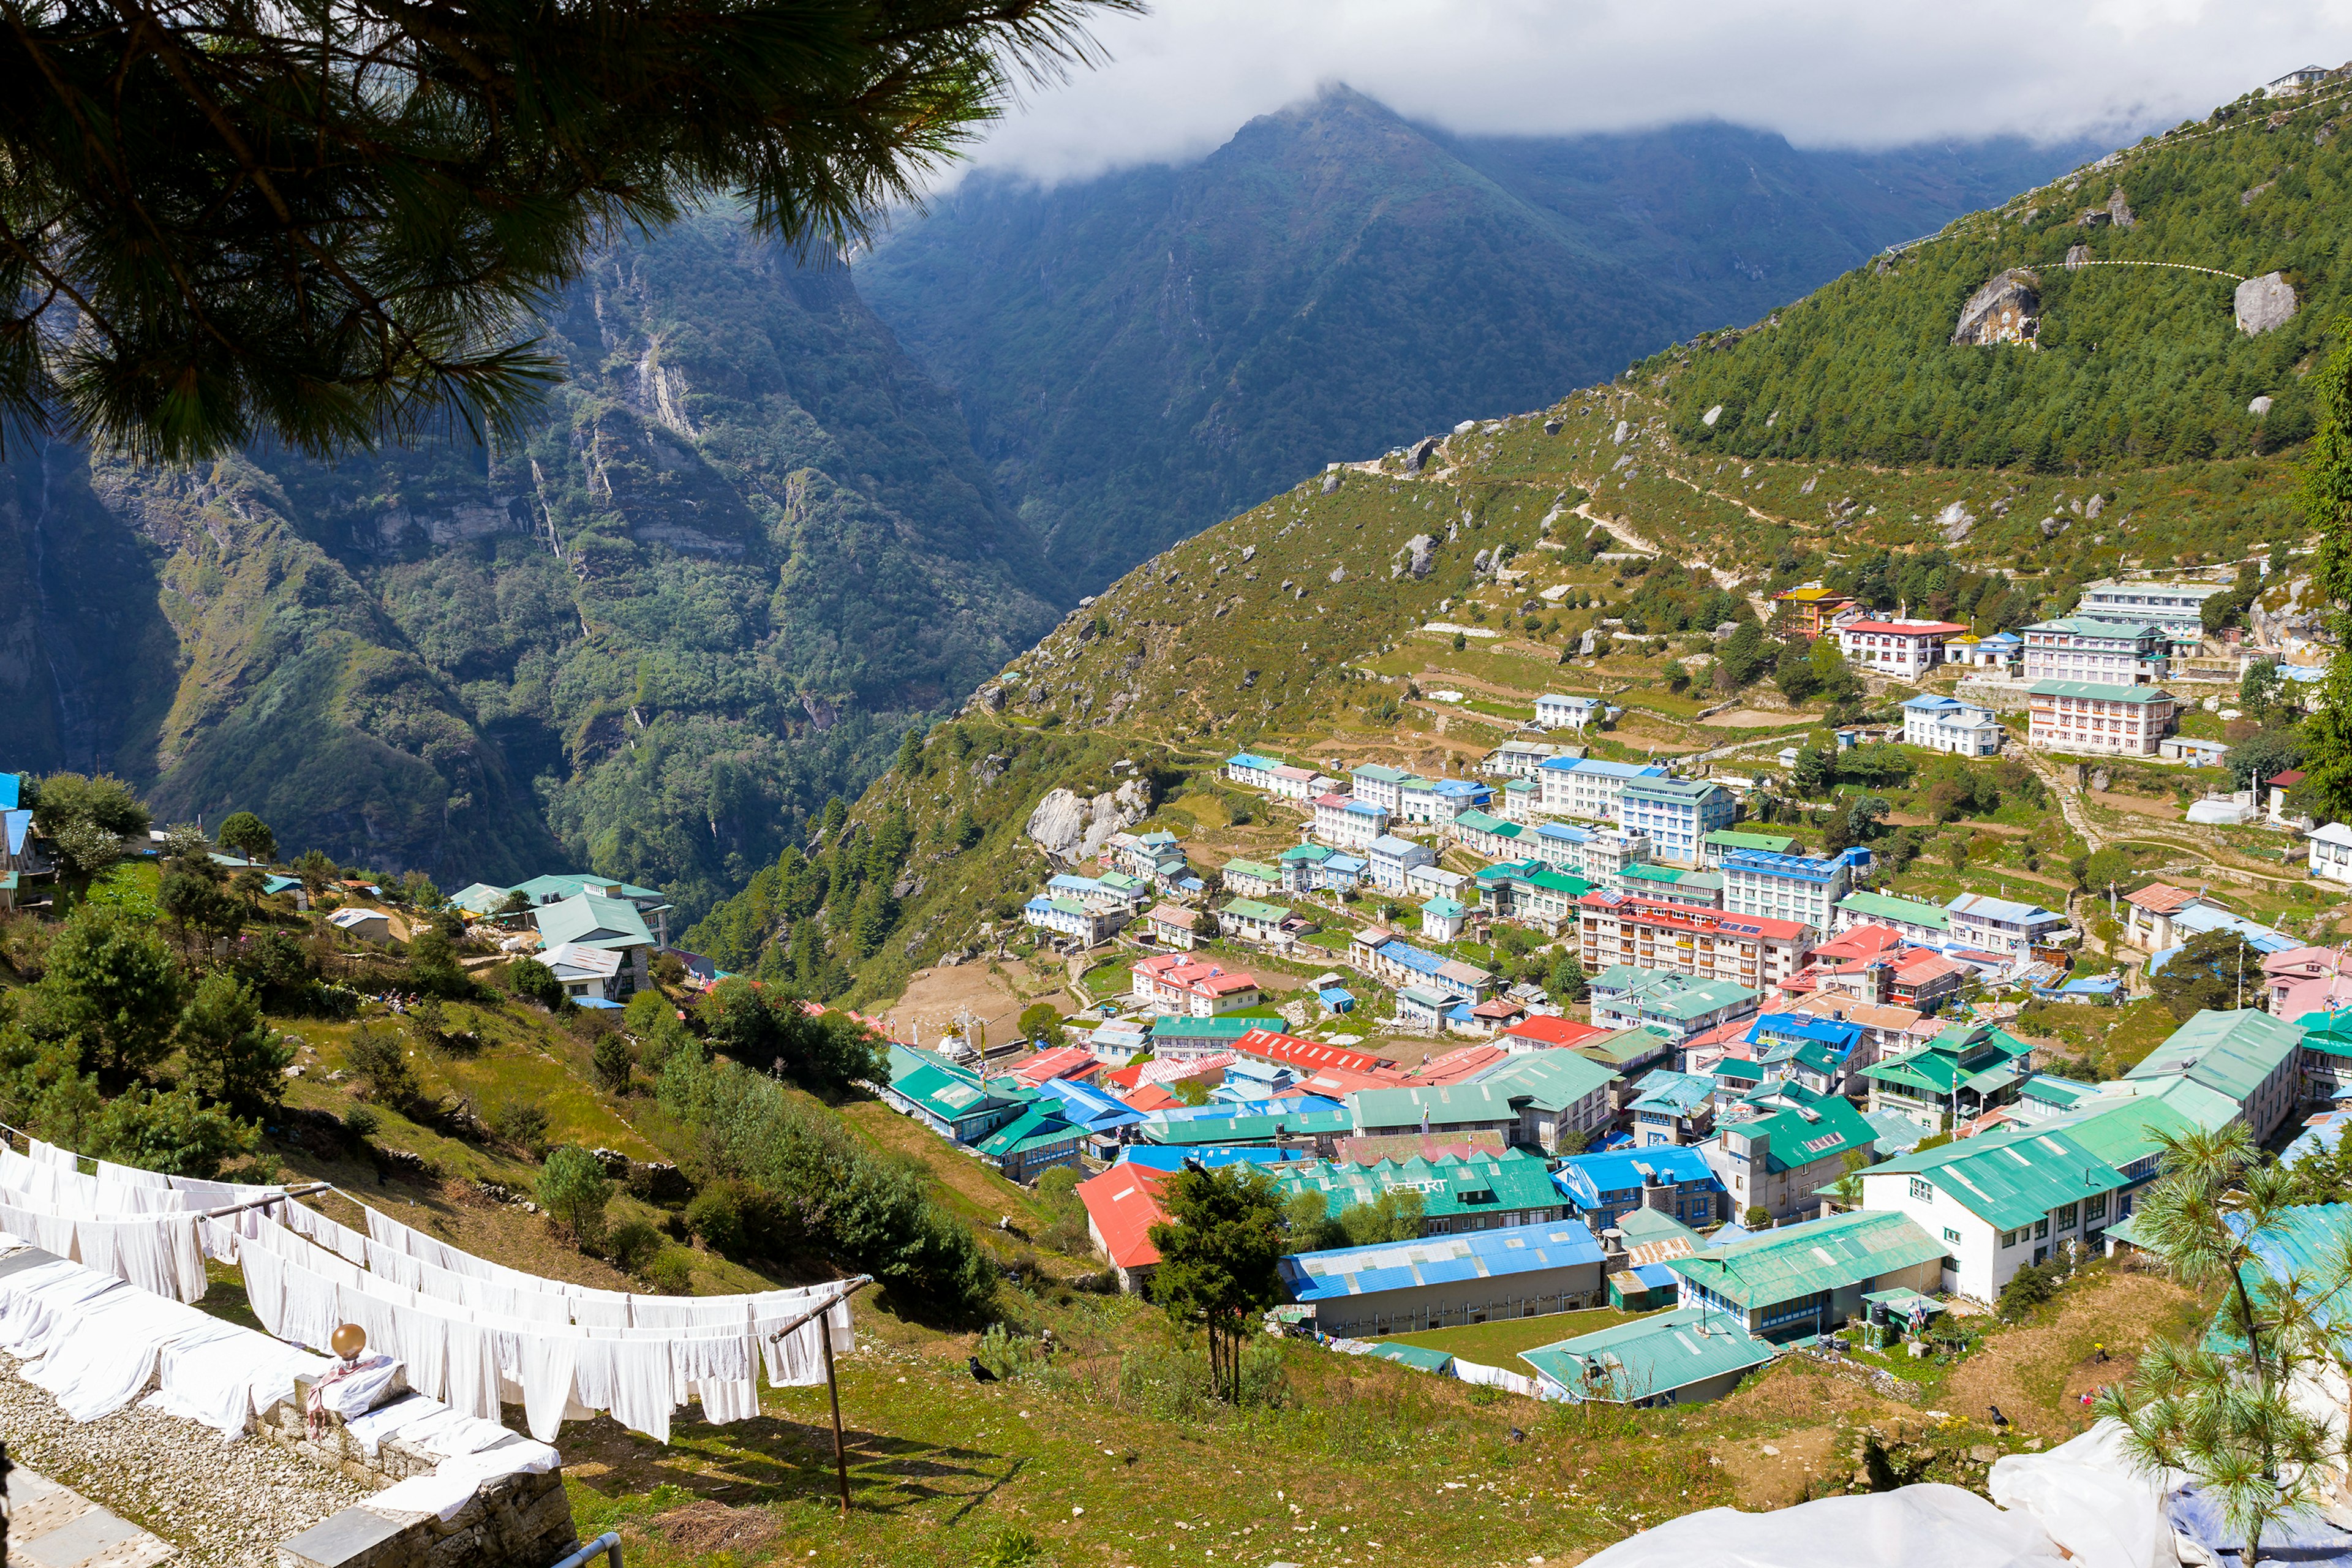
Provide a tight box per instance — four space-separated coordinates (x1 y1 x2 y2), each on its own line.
961 0 2352 185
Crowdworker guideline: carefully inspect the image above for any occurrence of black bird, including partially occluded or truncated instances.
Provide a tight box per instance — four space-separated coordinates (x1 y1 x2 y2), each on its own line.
970 1357 997 1384
1988 1404 2008 1431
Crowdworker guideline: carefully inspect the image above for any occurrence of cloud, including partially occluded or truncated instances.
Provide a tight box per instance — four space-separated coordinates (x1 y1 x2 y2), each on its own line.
960 0 2352 186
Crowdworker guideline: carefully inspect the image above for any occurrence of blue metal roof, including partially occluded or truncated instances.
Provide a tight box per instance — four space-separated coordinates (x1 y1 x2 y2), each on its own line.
1749 1012 1863 1050
1036 1079 1146 1131
1377 939 1446 977
0 775 19 811
1227 753 1279 770
1280 1219 1605 1303
1536 822 1591 844
1115 1145 1311 1171
1555 1146 1721 1208
1720 849 1846 882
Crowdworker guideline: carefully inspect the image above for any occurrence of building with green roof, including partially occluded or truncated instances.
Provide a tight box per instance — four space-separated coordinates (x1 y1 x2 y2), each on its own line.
1834 890 1951 944
1478 1048 1620 1151
1270 1148 1567 1236
1142 1107 1353 1153
1588 966 1758 1045
1664 1210 1947 1341
1707 1085 1879 1221
1216 898 1297 949
1219 859 1284 897
1628 1069 1717 1147
1523 1306 1778 1406
1861 1022 2034 1130
1616 863 1725 909
535 892 657 994
1856 1095 2193 1302
1473 859 1593 935
973 1101 1085 1183
1150 1014 1263 1057
1700 830 1800 867
2120 1008 2304 1142
875 1044 1032 1144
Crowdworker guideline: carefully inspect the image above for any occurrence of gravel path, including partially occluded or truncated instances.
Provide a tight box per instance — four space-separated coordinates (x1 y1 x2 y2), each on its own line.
0 1354 371 1566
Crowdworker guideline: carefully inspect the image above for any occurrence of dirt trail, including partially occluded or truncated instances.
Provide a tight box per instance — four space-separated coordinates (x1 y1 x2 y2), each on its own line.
1945 1268 2195 1440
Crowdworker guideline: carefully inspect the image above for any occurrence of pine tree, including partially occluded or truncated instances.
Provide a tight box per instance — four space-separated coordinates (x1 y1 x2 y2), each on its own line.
0 0 1136 460
2297 322 2352 826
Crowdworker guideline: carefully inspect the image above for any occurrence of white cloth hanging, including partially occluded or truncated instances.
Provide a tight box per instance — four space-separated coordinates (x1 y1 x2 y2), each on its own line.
518 1331 581 1443
96 1159 171 1189
72 1215 206 1303
26 1137 76 1170
677 1333 758 1424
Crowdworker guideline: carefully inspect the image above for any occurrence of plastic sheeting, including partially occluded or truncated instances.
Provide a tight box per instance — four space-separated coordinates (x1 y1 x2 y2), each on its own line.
2167 1484 2352 1567
1989 1420 2186 1568
1576 1483 2073 1568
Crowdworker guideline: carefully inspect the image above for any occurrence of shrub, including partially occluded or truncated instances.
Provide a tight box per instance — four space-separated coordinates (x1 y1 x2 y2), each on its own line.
342 1104 382 1142
342 1024 418 1107
643 1248 696 1295
538 1146 612 1242
684 1182 747 1257
1743 1205 1773 1229
606 1216 665 1273
489 1097 550 1155
178 971 294 1117
503 957 564 1011
973 1528 1043 1568
84 1085 250 1178
591 1031 633 1094
1999 1260 2057 1316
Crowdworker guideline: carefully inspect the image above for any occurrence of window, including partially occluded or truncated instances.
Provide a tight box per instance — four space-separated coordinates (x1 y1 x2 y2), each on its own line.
1943 1227 1962 1244
2086 1193 2108 1221
2035 1218 2049 1240
2056 1203 2078 1229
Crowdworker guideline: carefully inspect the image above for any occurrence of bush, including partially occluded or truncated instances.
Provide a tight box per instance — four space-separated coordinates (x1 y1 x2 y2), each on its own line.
591 1031 633 1094
1999 1260 2058 1316
538 1146 612 1242
503 957 564 1011
973 1528 1044 1568
1743 1205 1773 1229
605 1216 665 1274
489 1097 550 1155
684 1182 747 1257
342 1024 418 1107
178 971 294 1117
643 1248 697 1295
342 1104 382 1142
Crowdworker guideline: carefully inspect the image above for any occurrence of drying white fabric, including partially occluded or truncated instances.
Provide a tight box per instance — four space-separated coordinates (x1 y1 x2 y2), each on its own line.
240 1243 287 1336
22 1286 212 1422
198 1216 241 1264
72 1214 206 1303
281 1200 369 1264
364 1238 424 1291
364 1436 562 1524
1 1148 189 1216
442 1316 502 1422
0 1259 123 1359
678 1333 758 1423
145 1323 323 1439
314 1352 404 1419
1988 1420 2187 1568
575 1336 677 1444
1576 1483 2071 1568
97 1159 171 1189
170 1177 286 1240
0 1197 76 1258
26 1137 76 1170
518 1331 581 1442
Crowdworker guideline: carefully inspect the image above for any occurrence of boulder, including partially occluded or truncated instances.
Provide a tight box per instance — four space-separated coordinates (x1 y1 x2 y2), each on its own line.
1611 420 1629 445
1242 544 1256 562
2250 394 2275 416
1953 268 2040 345
1401 535 1436 578
1406 437 1439 473
1327 564 1346 584
1321 470 1341 495
1023 789 1090 856
1702 404 1724 427
2085 494 2105 519
1453 420 1477 435
2236 272 2299 336
1543 420 1562 435
1936 502 1975 543
2039 515 2068 539
2106 186 2136 227
2065 244 2093 269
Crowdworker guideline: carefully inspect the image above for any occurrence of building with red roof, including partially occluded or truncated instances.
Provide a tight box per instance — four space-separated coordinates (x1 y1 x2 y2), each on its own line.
1575 892 1817 990
1501 1015 1610 1052
1408 1042 1510 1085
1232 1027 1392 1077
1009 1045 1101 1088
1130 953 1262 1016
1835 617 1971 680
1076 1163 1172 1294
1118 1084 1185 1114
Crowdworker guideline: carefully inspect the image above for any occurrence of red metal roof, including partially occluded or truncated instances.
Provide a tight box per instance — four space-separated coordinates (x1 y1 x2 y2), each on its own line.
1501 1016 1610 1050
1232 1027 1391 1076
1577 892 1810 941
1407 1042 1509 1085
1807 924 1909 963
1841 619 1969 636
1118 1084 1183 1113
1076 1164 1172 1270
2124 882 2201 914
1010 1046 1099 1086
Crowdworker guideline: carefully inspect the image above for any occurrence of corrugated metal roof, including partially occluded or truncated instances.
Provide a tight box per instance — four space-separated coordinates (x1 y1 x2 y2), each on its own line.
1520 1306 1776 1399
2124 1008 2303 1103
1280 1219 1604 1302
1870 1123 2127 1230
1662 1211 1946 1308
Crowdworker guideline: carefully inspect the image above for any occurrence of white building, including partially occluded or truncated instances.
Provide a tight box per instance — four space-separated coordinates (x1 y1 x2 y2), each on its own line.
2019 617 2168 685
1537 758 1668 823
2026 681 2179 756
1720 848 1856 932
1836 617 1969 680
2312 823 2352 886
1536 693 1605 731
1313 792 1390 849
1350 763 1412 813
1225 752 1283 792
2075 578 2230 648
1899 694 2003 756
1616 777 1736 865
1365 834 1436 894
1943 892 2069 960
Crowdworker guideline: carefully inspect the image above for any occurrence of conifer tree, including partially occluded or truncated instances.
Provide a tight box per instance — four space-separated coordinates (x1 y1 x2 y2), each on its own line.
2297 322 2352 825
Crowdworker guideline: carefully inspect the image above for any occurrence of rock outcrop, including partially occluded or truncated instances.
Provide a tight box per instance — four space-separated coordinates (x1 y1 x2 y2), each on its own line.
1953 268 2039 346
1023 780 1152 863
2236 271 2299 336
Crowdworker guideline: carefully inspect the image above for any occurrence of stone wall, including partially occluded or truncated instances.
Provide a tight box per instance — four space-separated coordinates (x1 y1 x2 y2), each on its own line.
254 1374 437 1488
276 1468 578 1568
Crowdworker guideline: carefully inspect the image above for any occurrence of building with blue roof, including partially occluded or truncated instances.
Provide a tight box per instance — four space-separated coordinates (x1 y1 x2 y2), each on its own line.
2149 903 2297 971
1555 1145 1725 1231
1537 756 1670 824
1278 1218 1608 1335
1628 1069 1717 1147
1721 847 1862 929
1226 754 1284 792
0 774 18 811
1115 1144 1313 1173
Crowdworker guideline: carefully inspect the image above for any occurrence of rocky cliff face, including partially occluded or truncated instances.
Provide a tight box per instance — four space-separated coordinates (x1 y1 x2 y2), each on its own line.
1 214 1056 918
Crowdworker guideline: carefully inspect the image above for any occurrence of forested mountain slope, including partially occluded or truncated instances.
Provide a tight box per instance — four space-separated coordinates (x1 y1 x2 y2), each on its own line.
1664 83 2352 467
0 214 1056 921
858 85 2093 586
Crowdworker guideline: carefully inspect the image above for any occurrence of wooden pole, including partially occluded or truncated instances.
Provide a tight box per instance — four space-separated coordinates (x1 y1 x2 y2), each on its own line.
820 1312 850 1517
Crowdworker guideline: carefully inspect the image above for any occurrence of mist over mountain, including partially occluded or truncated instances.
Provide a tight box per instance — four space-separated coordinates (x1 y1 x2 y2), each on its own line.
857 85 2097 586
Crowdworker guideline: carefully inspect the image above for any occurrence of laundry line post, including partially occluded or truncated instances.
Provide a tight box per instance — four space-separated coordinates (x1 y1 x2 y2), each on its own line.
763 1276 874 1519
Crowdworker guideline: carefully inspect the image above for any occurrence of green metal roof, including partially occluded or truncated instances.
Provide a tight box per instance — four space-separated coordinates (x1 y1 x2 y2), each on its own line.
2036 1095 2204 1167
1662 1211 1947 1310
1706 831 1800 854
1521 1306 1776 1400
535 891 655 951
2025 680 2177 704
1221 859 1282 883
1150 1015 1261 1040
1860 1024 2032 1095
2018 1074 2098 1109
1370 1342 1457 1374
1573 1028 1675 1069
1144 1108 1353 1146
1869 1124 2126 1231
1281 843 1334 864
1478 1049 1619 1112
1221 898 1292 922
1623 777 1728 804
1351 1082 1521 1129
1721 1093 1877 1174
1594 969 1758 1023
2124 1009 2304 1103
1271 1148 1562 1224
1454 809 1515 837
976 1102 1082 1158
1611 1207 1708 1253
1836 891 1950 930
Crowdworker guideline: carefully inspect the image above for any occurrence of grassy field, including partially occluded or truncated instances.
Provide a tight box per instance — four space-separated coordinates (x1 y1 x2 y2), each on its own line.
1372 1306 1662 1365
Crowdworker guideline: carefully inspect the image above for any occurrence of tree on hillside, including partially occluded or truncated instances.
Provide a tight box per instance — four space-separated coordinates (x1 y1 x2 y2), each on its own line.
31 908 189 1087
1548 951 1589 1003
178 973 295 1117
1148 1164 1286 1403
538 1147 613 1245
2300 321 2352 826
32 774 151 899
292 850 340 897
697 978 883 1093
2238 658 2285 725
2150 930 2261 1020
1017 1003 1068 1047
2098 1125 2344 1567
214 812 277 865
0 0 1136 462
1790 747 1834 796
